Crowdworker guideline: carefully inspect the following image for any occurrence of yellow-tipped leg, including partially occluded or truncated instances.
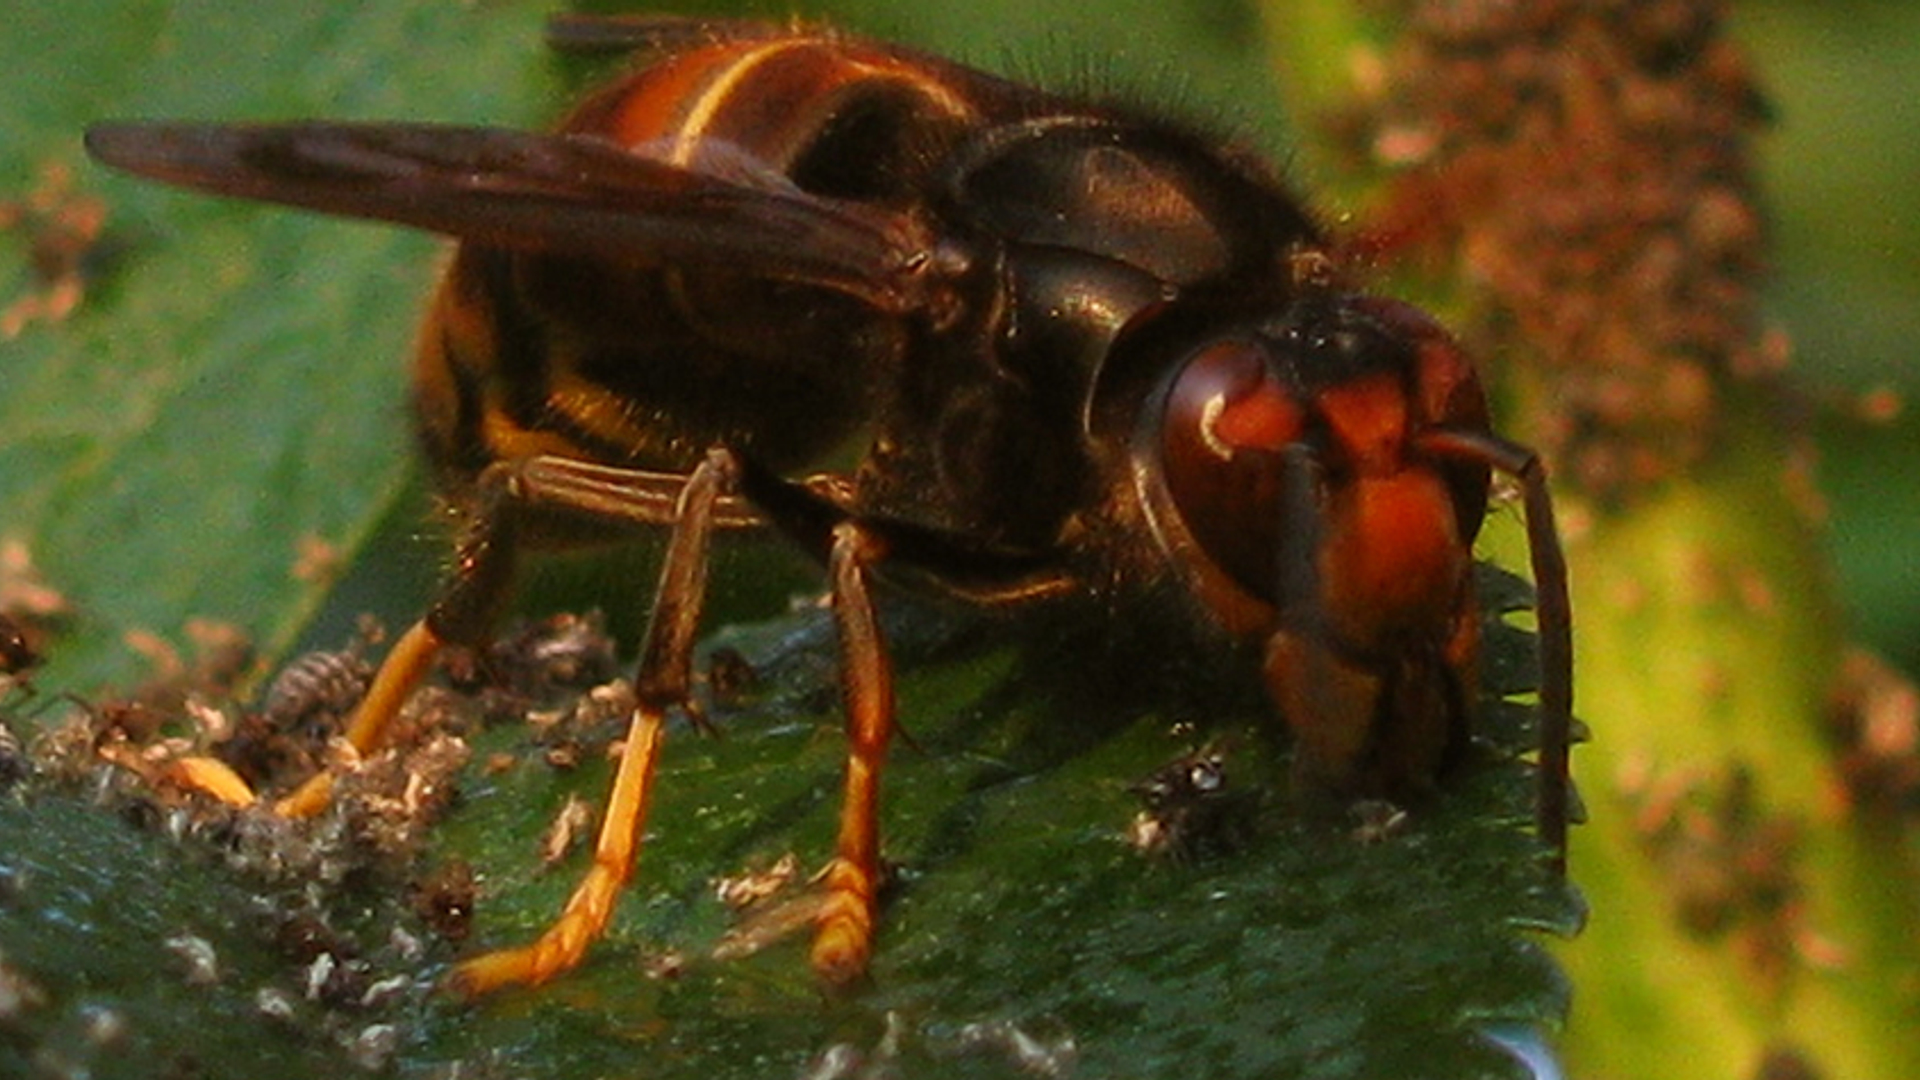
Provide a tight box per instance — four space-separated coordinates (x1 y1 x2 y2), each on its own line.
450 449 737 996
274 771 337 820
341 620 445 751
448 701 667 996
164 756 258 807
810 855 880 985
275 620 444 819
809 523 894 985
157 621 443 813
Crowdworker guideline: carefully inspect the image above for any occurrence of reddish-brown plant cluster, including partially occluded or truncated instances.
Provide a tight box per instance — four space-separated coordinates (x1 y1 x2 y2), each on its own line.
1353 0 1776 499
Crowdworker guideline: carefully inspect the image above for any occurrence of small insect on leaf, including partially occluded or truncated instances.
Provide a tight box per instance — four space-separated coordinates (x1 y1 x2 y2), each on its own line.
1128 741 1259 860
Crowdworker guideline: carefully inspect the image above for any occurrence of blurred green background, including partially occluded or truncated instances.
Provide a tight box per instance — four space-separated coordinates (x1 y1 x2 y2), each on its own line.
1741 0 1920 680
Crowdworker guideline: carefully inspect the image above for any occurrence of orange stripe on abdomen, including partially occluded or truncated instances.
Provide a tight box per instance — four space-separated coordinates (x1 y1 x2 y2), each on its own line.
595 36 980 170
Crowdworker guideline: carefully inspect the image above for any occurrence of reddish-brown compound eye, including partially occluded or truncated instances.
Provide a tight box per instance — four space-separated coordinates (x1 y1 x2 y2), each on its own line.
1157 339 1304 605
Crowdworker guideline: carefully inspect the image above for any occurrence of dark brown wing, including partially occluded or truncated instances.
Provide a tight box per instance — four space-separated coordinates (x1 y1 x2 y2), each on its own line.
83 121 937 313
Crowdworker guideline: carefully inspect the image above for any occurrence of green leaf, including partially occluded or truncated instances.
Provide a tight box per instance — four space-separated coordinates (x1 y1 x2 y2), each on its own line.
0 2 1579 1077
0 795 382 1076
1 0 559 692
1 594 1575 1079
